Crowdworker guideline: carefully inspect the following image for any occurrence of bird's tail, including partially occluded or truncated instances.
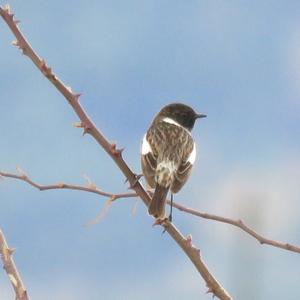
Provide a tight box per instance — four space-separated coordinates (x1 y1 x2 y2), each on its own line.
148 184 169 219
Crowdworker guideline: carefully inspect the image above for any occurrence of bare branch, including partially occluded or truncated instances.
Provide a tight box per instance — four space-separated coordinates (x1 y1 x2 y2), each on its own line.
0 6 232 299
171 202 300 254
0 170 136 201
0 229 30 300
2 169 300 255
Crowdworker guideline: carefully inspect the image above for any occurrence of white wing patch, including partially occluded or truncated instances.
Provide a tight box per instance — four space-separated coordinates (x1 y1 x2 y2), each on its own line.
141 134 152 155
188 142 196 164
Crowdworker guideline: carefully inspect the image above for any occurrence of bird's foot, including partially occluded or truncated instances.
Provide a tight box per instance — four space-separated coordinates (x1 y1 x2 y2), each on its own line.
152 216 168 227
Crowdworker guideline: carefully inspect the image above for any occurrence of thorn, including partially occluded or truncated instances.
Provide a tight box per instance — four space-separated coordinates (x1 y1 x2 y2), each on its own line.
82 129 88 136
40 59 55 80
82 174 97 189
82 125 91 136
186 234 193 247
73 121 83 128
115 148 124 156
73 120 90 135
7 247 15 255
237 219 243 226
89 182 97 190
40 59 49 74
74 93 81 101
81 123 91 135
11 40 26 55
118 147 125 155
2 246 15 260
206 287 213 294
126 174 143 189
12 40 23 50
16 166 27 179
11 40 18 47
40 59 46 68
110 143 124 157
14 19 20 25
110 143 117 151
4 4 11 14
66 86 73 93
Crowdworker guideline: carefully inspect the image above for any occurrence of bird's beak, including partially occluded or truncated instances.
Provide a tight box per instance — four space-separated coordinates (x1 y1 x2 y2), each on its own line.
195 113 207 119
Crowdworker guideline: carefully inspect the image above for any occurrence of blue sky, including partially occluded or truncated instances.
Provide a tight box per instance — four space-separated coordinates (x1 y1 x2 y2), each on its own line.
1 1 300 299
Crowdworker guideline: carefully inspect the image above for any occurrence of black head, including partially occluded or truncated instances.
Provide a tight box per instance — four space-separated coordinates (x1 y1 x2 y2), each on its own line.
156 103 206 131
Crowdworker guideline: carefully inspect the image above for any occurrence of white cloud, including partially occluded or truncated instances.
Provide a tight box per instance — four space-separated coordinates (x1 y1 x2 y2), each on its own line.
206 158 300 239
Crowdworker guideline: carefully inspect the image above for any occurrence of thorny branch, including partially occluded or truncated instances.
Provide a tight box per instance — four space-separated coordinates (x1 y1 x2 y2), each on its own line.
0 169 136 203
0 169 138 225
0 229 30 300
0 5 232 299
1 169 300 254
171 202 300 254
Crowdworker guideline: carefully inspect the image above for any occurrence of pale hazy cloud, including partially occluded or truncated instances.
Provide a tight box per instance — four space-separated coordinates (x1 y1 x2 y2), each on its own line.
207 158 300 238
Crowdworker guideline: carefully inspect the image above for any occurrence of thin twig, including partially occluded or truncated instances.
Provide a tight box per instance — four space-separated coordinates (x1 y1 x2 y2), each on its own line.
1 169 300 254
0 229 30 300
171 202 300 254
0 5 231 299
0 169 136 201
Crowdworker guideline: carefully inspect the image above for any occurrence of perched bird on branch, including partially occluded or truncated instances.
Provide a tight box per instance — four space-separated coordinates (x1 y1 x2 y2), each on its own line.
141 103 206 220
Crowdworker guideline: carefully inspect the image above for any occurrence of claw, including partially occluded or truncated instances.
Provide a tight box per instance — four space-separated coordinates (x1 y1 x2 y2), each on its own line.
152 217 168 227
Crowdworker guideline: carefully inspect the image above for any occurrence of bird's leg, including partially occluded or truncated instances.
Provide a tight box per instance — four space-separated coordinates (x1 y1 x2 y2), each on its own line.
168 193 173 222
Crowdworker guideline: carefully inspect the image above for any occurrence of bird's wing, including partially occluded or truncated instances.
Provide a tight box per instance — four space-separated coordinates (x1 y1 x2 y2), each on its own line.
141 133 157 189
172 137 195 193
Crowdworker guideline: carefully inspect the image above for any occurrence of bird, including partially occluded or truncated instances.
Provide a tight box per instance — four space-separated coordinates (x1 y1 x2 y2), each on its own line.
141 103 206 220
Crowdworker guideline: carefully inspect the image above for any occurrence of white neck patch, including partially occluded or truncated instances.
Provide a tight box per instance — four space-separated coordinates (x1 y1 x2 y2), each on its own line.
162 117 181 127
162 117 191 135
